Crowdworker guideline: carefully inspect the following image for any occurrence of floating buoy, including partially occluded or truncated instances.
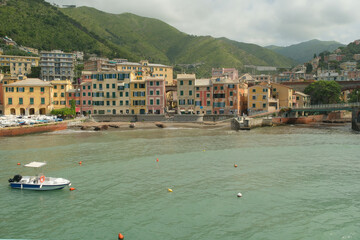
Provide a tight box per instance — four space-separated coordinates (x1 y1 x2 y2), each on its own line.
69 187 76 191
237 192 242 198
168 188 173 192
234 164 238 168
17 163 21 165
78 161 82 165
203 149 205 152
118 233 124 240
156 158 159 162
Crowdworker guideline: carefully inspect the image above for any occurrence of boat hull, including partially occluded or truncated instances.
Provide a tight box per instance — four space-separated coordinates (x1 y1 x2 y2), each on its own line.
9 182 70 190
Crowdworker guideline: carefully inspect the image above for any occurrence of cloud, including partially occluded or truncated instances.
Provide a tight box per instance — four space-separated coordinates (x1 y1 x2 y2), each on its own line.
50 0 360 46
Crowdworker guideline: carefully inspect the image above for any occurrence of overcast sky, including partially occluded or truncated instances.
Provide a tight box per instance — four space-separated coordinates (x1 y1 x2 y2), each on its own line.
48 0 360 47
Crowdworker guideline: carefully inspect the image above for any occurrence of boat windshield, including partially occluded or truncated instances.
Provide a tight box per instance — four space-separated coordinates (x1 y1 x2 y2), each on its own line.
24 162 47 168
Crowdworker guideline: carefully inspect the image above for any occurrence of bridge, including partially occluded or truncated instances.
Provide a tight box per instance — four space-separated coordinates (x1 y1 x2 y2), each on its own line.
283 80 360 92
292 102 360 112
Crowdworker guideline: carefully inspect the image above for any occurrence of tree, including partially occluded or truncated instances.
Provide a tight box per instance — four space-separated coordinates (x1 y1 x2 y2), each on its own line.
348 89 360 103
313 53 317 59
305 63 313 74
304 80 342 104
27 66 41 78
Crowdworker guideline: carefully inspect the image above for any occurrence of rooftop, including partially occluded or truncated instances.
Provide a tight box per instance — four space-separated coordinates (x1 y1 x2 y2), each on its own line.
5 78 52 87
195 79 211 86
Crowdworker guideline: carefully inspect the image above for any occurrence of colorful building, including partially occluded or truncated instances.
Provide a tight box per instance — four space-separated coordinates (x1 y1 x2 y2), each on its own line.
80 80 93 115
194 79 212 115
116 60 173 85
130 79 146 114
248 83 278 114
0 55 40 76
66 88 81 114
146 77 166 114
212 68 239 80
177 74 195 114
51 80 73 109
271 82 295 108
91 71 134 115
2 78 53 115
294 92 310 108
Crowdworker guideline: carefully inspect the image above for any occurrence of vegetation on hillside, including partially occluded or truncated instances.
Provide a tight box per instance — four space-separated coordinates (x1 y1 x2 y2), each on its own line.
266 39 344 63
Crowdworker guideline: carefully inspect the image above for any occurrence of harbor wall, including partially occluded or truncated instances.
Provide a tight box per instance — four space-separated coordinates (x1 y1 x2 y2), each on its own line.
92 114 204 122
0 122 67 137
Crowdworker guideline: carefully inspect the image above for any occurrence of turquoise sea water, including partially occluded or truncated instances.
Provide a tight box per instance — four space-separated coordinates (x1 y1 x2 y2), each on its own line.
0 125 359 240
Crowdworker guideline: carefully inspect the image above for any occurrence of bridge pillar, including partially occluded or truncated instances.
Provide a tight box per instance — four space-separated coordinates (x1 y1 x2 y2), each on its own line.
352 107 360 131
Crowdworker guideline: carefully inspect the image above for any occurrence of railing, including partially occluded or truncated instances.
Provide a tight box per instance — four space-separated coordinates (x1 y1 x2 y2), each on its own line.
293 102 360 110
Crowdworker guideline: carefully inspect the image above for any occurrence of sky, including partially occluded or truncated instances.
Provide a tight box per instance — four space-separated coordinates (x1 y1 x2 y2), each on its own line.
48 0 360 47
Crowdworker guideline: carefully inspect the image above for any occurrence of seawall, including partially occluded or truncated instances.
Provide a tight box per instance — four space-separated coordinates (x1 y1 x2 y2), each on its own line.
0 122 67 137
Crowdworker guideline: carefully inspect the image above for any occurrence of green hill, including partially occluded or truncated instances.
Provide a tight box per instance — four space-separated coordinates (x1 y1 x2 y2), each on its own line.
265 39 344 63
0 0 295 77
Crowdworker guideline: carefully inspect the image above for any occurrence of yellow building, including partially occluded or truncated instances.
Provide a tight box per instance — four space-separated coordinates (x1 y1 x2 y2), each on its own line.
130 79 146 114
3 78 53 115
270 82 295 108
0 55 40 76
177 74 196 113
248 83 278 114
116 60 173 85
51 80 73 109
91 71 134 115
295 91 311 108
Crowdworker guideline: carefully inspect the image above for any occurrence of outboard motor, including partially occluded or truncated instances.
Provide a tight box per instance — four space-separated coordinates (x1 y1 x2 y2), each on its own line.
8 174 22 183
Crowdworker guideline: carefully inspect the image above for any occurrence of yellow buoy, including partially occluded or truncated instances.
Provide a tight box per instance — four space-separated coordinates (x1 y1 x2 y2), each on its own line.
168 188 173 192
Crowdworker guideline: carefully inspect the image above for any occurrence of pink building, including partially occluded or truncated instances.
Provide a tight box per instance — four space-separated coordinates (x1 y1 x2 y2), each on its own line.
146 77 166 114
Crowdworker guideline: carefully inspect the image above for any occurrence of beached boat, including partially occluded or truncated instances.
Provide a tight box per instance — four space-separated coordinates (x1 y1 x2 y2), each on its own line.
8 162 71 190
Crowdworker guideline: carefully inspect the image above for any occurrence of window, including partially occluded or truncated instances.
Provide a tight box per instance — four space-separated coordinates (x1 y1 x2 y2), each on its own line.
8 98 12 105
207 101 210 106
120 100 123 106
30 87 34 92
83 100 86 105
54 85 57 89
196 93 200 98
230 92 233 96
252 103 256 108
214 86 218 90
156 99 160 105
150 90 153 96
189 90 192 96
93 84 97 89
150 81 153 86
180 91 183 96
88 100 91 105
150 99 153 105
41 87 45 92
61 93 64 97
189 80 192 85
83 92 86 97
195 101 201 106
41 98 45 104
61 85 64 89
230 101 233 106
106 84 110 89
83 86 86 90
263 103 266 108
252 89 256 92
220 86 224 90
112 101 116 106
252 96 256 100
107 101 110 106
207 93 210 98
120 92 123 97
156 81 160 86
263 95 266 100
156 90 160 95
196 87 199 90
54 93 58 97
30 98 34 105
180 80 183 85
112 92 116 98
273 88 277 92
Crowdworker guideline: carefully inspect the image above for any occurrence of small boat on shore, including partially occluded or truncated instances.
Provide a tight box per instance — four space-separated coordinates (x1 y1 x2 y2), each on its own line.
8 162 71 190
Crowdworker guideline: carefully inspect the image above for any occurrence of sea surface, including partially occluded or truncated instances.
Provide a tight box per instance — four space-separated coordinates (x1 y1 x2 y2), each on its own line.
0 124 359 240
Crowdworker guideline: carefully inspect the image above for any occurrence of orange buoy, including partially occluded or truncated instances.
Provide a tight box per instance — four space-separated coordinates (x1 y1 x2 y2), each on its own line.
69 187 76 191
234 164 238 168
156 158 159 162
118 233 124 240
17 163 21 165
78 161 82 165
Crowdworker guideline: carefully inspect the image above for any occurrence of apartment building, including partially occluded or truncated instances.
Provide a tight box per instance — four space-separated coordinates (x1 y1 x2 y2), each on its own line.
0 55 39 76
146 77 166 114
194 79 212 115
2 78 53 115
50 80 73 110
248 83 278 114
177 74 195 114
40 50 75 81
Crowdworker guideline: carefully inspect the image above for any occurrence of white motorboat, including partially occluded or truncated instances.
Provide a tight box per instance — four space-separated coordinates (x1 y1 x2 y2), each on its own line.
8 162 71 190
